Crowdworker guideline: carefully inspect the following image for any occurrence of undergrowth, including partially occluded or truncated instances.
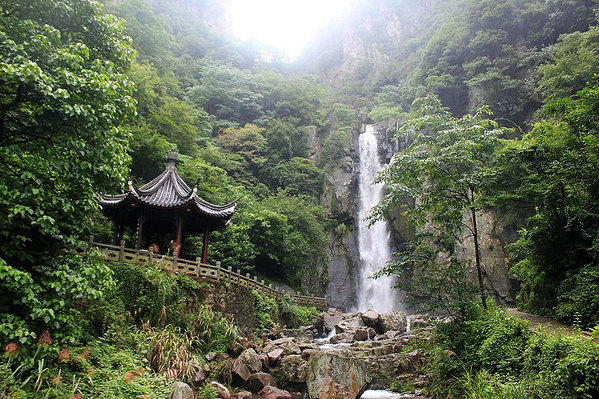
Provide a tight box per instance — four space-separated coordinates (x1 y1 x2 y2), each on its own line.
426 305 599 398
0 261 239 398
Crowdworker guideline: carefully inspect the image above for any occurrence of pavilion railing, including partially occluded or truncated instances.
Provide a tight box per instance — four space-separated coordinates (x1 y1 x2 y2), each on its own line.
88 236 327 311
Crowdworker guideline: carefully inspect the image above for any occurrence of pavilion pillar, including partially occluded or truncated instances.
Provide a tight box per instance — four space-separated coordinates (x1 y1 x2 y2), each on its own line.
201 229 210 264
118 222 125 242
111 221 119 245
135 213 145 250
174 215 184 253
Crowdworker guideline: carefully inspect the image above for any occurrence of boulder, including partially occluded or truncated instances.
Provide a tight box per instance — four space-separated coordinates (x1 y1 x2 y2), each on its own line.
378 312 407 333
297 342 319 351
352 328 375 341
334 313 364 335
231 392 252 399
267 348 284 366
375 330 401 341
259 385 292 399
270 337 295 345
257 353 269 369
306 351 371 399
191 369 206 387
278 354 307 383
247 372 277 393
169 382 193 399
361 310 380 328
329 333 352 344
263 339 301 356
323 310 344 333
232 348 262 385
230 337 251 357
301 348 319 360
210 381 231 399
408 314 431 330
278 341 301 356
397 350 425 373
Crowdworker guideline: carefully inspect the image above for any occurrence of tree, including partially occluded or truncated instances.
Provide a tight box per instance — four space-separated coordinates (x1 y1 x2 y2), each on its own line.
214 124 267 182
0 0 135 344
373 95 510 311
495 83 599 327
267 157 324 199
538 24 599 101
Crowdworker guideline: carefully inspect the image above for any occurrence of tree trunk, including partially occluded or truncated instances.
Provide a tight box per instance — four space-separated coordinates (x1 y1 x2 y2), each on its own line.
470 187 487 309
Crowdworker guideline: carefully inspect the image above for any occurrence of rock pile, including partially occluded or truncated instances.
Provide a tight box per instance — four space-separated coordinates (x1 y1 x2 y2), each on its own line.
172 309 434 399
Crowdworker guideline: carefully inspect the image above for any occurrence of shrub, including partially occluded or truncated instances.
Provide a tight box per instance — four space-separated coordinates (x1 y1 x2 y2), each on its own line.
252 290 278 329
197 383 218 399
146 325 201 381
429 306 599 398
279 295 318 327
192 306 238 353
477 314 529 375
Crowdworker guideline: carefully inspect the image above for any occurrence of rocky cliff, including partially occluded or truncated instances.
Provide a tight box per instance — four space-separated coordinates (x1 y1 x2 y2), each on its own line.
298 0 445 90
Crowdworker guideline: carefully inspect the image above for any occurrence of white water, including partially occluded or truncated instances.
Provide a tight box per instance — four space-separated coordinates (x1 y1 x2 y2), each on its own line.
356 125 399 312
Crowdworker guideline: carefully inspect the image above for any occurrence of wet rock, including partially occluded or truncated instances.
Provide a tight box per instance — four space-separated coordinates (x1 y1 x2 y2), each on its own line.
302 329 315 340
375 331 401 341
298 342 319 351
361 310 380 328
281 329 302 338
397 350 425 373
378 312 407 333
306 351 371 399
210 381 231 399
259 385 292 399
232 348 262 384
352 327 376 341
247 372 277 393
271 337 295 345
329 333 352 344
169 382 193 399
323 309 344 333
408 314 431 330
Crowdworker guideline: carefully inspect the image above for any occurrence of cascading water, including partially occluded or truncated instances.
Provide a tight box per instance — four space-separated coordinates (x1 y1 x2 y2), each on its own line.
356 125 398 312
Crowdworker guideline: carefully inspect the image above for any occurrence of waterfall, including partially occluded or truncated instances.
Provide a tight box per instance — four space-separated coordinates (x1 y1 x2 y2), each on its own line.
356 125 398 312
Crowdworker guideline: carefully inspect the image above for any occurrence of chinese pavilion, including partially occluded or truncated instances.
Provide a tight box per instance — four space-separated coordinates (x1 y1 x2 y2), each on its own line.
98 152 237 263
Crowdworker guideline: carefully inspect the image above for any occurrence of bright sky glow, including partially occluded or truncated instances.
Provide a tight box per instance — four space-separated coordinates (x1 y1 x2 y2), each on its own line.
229 0 354 60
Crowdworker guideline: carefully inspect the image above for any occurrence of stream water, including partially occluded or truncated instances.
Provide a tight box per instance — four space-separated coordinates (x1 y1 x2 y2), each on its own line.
356 125 398 312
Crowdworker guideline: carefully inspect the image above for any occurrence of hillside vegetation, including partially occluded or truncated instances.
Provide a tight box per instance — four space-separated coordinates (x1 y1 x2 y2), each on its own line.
1 0 599 397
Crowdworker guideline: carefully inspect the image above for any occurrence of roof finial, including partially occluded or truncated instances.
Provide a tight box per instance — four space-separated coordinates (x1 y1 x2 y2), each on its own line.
166 152 178 170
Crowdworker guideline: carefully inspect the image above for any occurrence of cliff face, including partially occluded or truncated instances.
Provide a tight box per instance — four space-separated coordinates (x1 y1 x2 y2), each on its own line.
299 0 445 89
308 118 361 310
377 126 520 304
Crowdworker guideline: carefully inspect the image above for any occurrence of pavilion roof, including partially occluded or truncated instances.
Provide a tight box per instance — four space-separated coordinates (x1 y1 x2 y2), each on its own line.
98 153 237 229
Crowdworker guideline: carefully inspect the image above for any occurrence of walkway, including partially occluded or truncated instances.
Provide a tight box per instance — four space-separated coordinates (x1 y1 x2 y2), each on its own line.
89 237 328 310
506 308 593 337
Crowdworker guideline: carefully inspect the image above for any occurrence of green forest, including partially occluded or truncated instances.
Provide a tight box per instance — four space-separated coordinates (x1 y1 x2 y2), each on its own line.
1 0 599 397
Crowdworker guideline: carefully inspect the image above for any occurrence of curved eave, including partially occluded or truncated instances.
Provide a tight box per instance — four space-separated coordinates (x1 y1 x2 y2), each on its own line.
97 193 128 207
99 191 237 221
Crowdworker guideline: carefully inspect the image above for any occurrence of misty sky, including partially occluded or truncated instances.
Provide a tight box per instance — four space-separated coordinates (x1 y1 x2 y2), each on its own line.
229 0 353 59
